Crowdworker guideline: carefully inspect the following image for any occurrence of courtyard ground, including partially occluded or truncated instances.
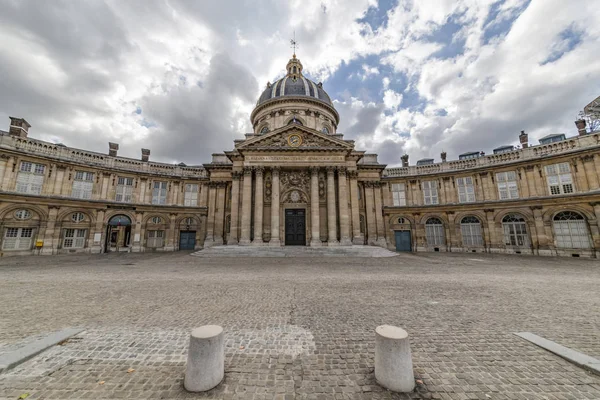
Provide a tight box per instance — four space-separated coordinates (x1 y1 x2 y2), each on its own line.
0 250 599 399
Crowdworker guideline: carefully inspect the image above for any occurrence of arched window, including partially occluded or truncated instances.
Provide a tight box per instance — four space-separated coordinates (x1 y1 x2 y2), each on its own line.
425 217 445 246
322 126 330 134
460 216 483 247
71 212 85 223
502 214 529 247
553 211 591 249
15 210 32 220
260 126 269 134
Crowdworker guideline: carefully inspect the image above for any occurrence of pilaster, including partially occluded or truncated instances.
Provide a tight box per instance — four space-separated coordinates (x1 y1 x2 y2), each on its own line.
348 170 363 244
373 182 387 247
229 172 242 244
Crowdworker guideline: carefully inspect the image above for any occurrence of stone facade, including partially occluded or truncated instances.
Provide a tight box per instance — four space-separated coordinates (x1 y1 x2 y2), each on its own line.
1 56 599 257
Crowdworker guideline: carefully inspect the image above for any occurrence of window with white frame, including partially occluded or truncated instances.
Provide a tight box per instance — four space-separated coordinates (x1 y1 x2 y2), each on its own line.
425 217 445 246
545 163 574 195
496 171 519 200
552 211 591 249
460 216 483 246
63 228 86 248
147 230 165 248
71 212 85 222
502 214 529 247
422 181 439 205
184 184 199 206
115 177 134 203
391 183 406 206
456 177 476 203
15 209 32 220
72 171 94 199
2 227 33 250
152 181 168 205
16 161 45 195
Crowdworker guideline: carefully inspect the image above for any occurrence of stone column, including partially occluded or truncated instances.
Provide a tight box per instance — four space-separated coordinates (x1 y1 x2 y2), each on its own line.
364 182 377 245
239 168 253 245
326 166 339 245
204 183 217 247
229 172 241 245
337 168 352 245
310 167 321 246
132 211 143 252
213 183 225 245
166 213 177 251
252 167 264 245
485 209 497 252
531 206 551 256
269 167 281 246
40 206 59 255
349 171 363 244
374 182 387 247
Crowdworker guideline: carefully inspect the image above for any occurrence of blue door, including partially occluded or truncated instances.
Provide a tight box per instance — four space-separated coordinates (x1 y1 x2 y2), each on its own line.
179 231 196 250
395 231 411 252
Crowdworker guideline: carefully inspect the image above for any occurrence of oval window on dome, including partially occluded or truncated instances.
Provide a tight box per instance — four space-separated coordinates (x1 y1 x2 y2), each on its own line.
322 126 330 134
260 126 269 134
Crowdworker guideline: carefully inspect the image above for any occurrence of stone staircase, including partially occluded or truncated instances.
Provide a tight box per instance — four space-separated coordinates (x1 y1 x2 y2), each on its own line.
190 245 398 258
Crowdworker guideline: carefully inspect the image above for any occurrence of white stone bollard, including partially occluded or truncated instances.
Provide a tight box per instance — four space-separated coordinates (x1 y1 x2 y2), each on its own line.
374 325 415 392
184 325 224 392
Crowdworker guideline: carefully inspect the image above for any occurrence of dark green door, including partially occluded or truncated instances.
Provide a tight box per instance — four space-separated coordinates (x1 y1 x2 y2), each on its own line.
179 231 196 250
395 230 411 252
285 209 306 246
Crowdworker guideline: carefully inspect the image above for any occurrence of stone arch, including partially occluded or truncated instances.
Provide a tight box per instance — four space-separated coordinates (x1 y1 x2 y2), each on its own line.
494 208 534 223
105 212 135 225
57 208 96 224
142 213 170 225
177 215 201 227
0 204 47 221
453 210 486 224
281 188 309 204
388 214 415 226
542 205 596 223
417 213 449 225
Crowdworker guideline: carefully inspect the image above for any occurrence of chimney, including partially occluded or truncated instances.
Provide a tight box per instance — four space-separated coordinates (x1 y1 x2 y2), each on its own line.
440 151 447 162
141 148 150 162
401 154 409 167
9 117 31 138
575 119 587 136
108 142 119 157
519 130 528 148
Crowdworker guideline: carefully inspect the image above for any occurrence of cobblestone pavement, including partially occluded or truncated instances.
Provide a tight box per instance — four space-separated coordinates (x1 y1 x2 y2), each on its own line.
0 251 599 399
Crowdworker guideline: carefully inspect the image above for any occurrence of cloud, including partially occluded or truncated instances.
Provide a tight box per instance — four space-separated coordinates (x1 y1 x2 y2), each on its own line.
0 0 598 169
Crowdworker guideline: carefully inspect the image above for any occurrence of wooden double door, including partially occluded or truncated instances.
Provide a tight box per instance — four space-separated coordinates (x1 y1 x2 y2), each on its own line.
285 209 306 246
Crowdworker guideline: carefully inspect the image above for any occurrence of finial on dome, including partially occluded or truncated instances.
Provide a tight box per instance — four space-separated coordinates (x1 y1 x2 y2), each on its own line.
290 31 298 58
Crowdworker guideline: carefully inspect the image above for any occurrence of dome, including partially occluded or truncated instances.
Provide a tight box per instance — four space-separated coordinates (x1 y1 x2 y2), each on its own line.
256 55 333 107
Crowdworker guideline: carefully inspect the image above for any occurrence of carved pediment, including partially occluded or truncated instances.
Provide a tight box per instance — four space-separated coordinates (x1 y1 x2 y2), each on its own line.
236 125 353 151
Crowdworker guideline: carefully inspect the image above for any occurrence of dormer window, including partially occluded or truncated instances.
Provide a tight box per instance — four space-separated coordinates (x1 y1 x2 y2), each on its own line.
322 126 330 134
260 126 269 134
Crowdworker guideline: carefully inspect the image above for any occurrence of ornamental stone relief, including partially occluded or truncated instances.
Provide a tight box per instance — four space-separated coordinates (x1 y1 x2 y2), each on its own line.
246 130 341 149
280 170 309 192
282 189 308 203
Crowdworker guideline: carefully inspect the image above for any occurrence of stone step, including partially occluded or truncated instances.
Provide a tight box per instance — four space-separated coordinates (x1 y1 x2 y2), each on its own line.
190 245 398 258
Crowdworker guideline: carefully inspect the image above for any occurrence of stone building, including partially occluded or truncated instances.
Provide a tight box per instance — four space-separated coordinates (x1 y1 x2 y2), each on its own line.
0 55 599 257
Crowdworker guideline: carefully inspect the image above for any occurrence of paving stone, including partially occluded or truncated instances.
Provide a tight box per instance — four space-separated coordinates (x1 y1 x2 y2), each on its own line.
0 251 599 399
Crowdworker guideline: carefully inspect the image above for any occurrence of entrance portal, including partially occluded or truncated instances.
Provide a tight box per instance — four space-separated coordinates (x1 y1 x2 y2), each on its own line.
285 209 306 246
105 214 132 252
394 230 411 252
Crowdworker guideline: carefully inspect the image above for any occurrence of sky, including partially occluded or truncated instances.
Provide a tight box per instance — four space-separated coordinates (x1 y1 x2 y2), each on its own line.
0 0 599 167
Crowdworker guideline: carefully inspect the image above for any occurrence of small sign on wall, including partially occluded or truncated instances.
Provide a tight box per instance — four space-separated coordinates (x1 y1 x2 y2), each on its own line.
94 233 101 244
35 240 44 248
134 233 140 243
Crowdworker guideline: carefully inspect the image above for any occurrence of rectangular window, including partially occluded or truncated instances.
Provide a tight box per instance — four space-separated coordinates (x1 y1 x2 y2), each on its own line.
184 184 199 206
63 228 86 248
16 161 45 195
72 171 94 199
391 183 406 206
496 171 519 200
425 224 445 246
152 181 168 205
456 177 476 203
422 180 439 205
115 177 134 203
545 163 574 195
2 227 34 250
147 230 165 248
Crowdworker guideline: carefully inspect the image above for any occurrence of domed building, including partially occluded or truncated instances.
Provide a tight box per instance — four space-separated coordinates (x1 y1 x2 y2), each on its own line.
0 55 599 257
